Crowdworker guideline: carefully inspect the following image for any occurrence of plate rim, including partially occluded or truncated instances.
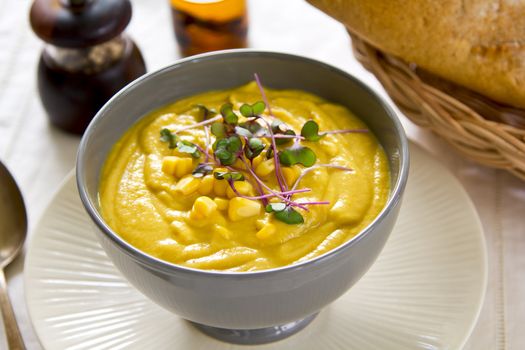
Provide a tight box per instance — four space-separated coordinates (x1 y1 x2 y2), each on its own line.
24 142 488 350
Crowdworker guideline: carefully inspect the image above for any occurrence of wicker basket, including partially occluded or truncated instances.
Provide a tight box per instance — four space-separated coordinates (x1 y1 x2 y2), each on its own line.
349 32 525 181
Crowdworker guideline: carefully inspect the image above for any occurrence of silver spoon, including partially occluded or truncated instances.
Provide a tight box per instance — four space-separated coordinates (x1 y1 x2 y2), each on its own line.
0 161 27 350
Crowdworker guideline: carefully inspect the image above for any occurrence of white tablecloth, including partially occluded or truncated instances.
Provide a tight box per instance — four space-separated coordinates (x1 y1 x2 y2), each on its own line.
0 0 523 349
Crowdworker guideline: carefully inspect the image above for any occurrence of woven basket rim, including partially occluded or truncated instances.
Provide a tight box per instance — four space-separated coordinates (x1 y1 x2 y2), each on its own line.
348 32 525 181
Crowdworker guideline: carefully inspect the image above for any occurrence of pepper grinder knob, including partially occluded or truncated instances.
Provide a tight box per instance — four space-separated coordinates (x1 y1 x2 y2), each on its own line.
30 0 147 134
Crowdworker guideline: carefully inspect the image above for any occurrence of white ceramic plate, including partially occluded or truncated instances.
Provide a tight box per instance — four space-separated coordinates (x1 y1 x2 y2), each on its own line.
25 143 487 350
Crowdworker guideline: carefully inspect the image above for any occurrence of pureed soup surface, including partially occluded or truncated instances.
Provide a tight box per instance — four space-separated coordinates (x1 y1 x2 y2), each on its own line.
99 82 390 271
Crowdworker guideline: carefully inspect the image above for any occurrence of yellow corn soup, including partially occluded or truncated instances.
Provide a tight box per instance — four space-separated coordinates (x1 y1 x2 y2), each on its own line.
99 82 390 271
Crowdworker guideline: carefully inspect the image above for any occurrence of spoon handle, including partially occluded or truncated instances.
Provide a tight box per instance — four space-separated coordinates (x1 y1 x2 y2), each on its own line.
0 269 25 350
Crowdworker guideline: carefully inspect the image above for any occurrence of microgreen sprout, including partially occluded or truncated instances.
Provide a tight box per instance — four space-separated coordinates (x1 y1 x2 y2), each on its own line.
273 206 304 224
176 140 201 158
220 103 239 125
235 126 253 138
278 145 316 167
173 115 223 133
301 120 324 141
192 163 213 178
214 136 242 166
244 138 265 160
194 104 217 121
265 202 286 213
211 122 227 139
301 120 369 140
159 75 368 225
160 128 201 157
238 119 264 136
240 101 266 118
214 171 245 181
160 128 177 149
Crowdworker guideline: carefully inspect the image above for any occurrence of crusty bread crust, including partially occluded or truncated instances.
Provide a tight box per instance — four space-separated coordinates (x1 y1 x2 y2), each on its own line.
308 0 525 108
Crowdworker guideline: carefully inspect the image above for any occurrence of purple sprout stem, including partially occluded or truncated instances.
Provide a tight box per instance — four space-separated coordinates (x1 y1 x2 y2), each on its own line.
234 157 267 204
174 115 223 133
193 144 206 154
266 134 305 140
254 73 288 193
296 201 330 206
239 157 308 210
227 180 311 201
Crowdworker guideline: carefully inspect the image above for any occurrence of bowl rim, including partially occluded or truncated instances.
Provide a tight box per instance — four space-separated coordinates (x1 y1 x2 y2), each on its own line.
76 49 409 278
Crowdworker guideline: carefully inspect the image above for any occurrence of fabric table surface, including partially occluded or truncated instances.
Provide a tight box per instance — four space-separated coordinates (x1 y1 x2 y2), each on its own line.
0 0 523 349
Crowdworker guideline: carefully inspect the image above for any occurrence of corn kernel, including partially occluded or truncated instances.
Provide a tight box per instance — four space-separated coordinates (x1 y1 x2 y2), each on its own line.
226 181 254 198
198 175 214 195
214 198 229 210
214 178 229 197
228 197 261 221
161 156 194 178
191 196 217 218
187 211 209 227
255 159 275 178
175 157 194 178
251 154 265 168
189 210 203 221
174 175 200 195
256 223 276 240
161 156 178 175
281 166 301 186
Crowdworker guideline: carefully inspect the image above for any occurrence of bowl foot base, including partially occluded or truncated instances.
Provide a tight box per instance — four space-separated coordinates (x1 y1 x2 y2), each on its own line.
190 312 319 345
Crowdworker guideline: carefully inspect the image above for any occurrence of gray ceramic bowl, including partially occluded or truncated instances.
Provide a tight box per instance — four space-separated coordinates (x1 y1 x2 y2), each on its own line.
77 50 409 345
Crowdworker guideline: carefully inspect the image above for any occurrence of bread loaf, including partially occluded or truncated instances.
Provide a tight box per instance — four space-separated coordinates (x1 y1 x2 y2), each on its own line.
307 0 525 109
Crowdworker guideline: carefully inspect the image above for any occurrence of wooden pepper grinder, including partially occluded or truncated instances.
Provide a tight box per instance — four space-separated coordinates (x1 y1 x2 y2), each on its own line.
30 0 147 134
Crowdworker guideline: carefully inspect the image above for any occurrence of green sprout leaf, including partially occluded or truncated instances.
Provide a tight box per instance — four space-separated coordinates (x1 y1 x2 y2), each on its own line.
213 171 245 181
220 103 238 125
275 129 296 145
215 149 236 165
177 140 201 158
266 147 274 160
192 163 213 178
278 145 316 167
214 138 228 151
270 119 295 145
244 137 265 160
214 136 242 165
240 101 266 118
265 202 286 213
274 206 304 225
226 135 242 153
194 104 217 121
211 122 227 139
252 101 266 115
271 119 288 133
160 128 177 149
239 120 264 136
301 120 324 141
239 104 252 118
235 126 253 138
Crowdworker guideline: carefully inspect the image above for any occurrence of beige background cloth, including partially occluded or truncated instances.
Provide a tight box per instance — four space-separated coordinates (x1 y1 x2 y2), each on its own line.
0 0 523 348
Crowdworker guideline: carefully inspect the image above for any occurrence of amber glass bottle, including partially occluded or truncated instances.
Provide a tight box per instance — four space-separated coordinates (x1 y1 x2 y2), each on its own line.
30 0 147 135
170 0 248 56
